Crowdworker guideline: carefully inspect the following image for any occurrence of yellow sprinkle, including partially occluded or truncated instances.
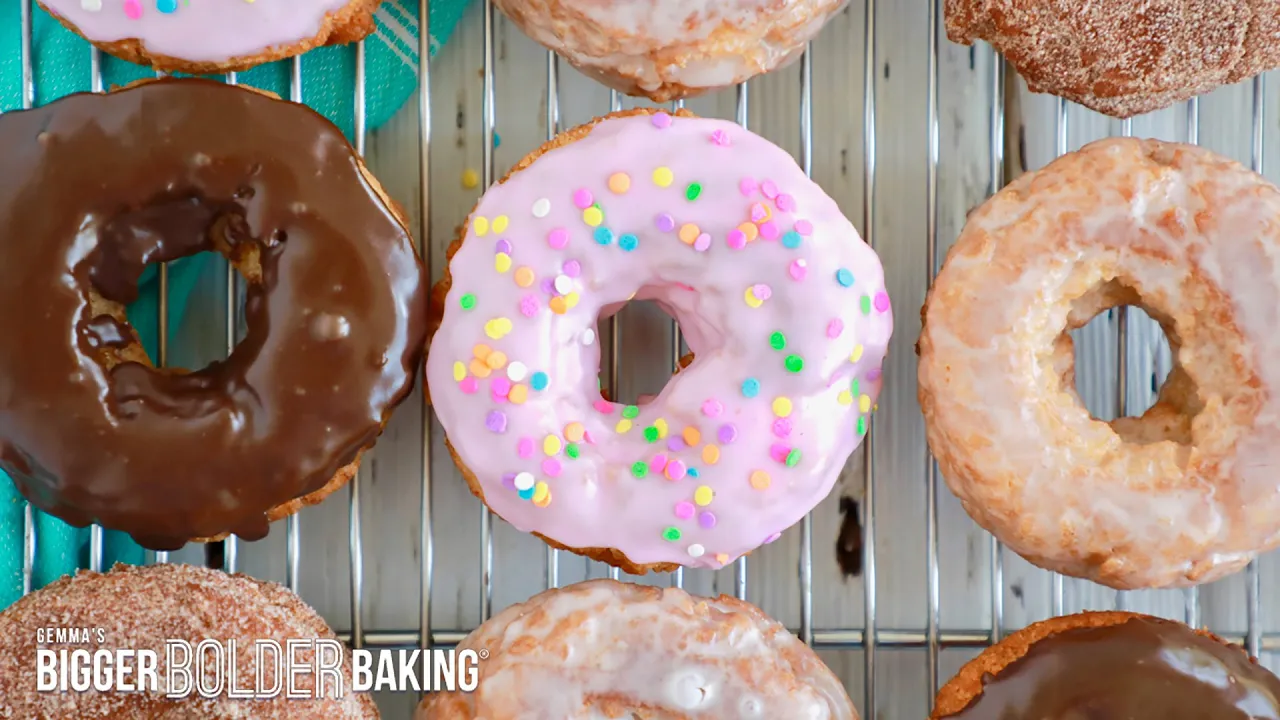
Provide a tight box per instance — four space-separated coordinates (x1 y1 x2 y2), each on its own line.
461 169 479 189
469 359 491 378
743 288 763 308
678 224 700 244
485 351 507 370
543 435 562 456
563 292 580 310
583 207 603 227
484 318 512 340
549 296 568 315
494 252 512 273
738 222 759 242
701 444 720 465
749 470 771 490
693 486 713 506
837 390 854 406
652 167 674 187
850 344 865 362
514 267 535 287
608 172 631 194
615 419 633 433
772 397 793 418
492 215 509 234
472 216 489 236
564 422 585 443
508 384 528 404
472 344 492 360
532 482 550 505
859 394 872 413
653 418 669 439
682 426 701 446
452 362 466 382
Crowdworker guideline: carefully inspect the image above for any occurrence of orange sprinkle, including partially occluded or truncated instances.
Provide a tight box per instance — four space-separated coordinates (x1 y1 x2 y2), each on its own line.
514 267 535 287
533 489 552 508
608 172 631 194
508 384 529 404
485 351 507 370
738 222 759 242
472 343 492 360
751 202 772 223
715 553 730 565
469 359 492 378
564 422 585 443
701 444 720 465
549 296 568 314
749 470 771 490
678 223 700 244
681 426 701 446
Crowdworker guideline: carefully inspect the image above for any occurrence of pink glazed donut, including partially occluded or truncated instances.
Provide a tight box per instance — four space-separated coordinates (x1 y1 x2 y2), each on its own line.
39 0 379 74
425 109 892 574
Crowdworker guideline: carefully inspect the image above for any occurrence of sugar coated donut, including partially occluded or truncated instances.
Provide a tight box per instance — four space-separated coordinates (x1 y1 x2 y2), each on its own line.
931 611 1280 718
426 109 892 573
494 0 849 102
919 137 1280 589
416 579 858 719
40 0 378 74
0 563 378 718
0 78 427 550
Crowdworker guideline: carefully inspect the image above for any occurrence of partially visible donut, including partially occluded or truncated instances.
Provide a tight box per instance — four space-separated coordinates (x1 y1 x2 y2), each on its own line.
416 579 858 719
918 137 1280 589
39 0 379 75
0 78 428 550
425 109 892 574
931 611 1280 718
0 563 379 719
494 0 850 102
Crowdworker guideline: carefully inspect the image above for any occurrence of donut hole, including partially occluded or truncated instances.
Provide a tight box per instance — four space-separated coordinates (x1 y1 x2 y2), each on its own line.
596 286 705 406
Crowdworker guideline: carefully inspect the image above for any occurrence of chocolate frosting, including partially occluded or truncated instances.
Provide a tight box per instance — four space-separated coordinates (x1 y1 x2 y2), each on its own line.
944 617 1280 719
0 78 427 549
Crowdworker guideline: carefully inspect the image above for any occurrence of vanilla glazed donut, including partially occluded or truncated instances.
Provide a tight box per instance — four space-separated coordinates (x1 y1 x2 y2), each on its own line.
494 0 850 102
0 78 427 551
425 109 892 574
416 579 858 719
39 0 379 75
918 136 1280 589
0 563 378 719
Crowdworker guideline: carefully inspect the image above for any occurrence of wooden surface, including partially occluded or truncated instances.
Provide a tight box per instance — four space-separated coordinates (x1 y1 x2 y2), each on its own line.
149 1 1280 718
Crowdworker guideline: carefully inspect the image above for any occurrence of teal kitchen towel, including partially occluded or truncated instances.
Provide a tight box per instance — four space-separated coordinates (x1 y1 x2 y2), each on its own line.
0 0 471 608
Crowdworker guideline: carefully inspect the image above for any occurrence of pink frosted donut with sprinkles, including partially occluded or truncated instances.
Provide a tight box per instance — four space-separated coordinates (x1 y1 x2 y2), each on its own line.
39 0 379 74
426 109 893 574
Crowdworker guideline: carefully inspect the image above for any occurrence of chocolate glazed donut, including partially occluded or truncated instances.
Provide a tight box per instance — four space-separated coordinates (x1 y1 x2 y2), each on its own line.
0 78 427 550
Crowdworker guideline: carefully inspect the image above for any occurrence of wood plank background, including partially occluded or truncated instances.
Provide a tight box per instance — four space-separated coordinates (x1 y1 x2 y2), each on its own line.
107 1 1280 718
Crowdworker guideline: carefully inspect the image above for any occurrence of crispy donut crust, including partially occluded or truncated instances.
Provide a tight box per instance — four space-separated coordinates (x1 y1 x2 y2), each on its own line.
0 563 379 719
40 0 379 76
944 0 1280 118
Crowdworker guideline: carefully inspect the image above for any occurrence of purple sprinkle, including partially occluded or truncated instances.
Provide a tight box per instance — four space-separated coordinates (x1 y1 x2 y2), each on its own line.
693 233 711 252
761 180 779 199
495 238 513 255
739 177 758 196
776 194 796 212
485 410 508 433
563 259 582 278
769 443 790 463
547 227 569 249
698 511 717 529
542 458 563 477
572 188 593 209
764 531 781 544
772 417 792 439
875 291 891 313
726 229 747 250
540 278 556 295
655 213 676 232
651 112 673 129
502 473 517 490
717 424 738 444
867 368 882 382
519 294 539 317
675 501 695 520
710 129 730 146
667 437 687 452
517 437 535 458
759 220 780 240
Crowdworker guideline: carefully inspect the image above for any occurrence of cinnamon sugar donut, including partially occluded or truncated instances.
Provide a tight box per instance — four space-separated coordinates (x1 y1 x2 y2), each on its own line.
918 137 1280 589
931 612 1280 718
0 563 378 718
416 579 858 719
494 0 850 102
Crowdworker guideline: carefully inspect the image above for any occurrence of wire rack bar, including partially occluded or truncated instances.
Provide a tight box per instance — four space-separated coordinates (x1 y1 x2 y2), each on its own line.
924 0 941 701
418 0 435 655
1114 115 1134 613
605 82 621 589
734 80 750 604
797 43 815 648
669 90 685 591
282 54 305 591
478 0 497 624
1183 95 1201 629
1246 72 1266 660
544 49 562 592
988 50 1008 640
1049 93 1069 618
861 0 878 713
347 38 369 653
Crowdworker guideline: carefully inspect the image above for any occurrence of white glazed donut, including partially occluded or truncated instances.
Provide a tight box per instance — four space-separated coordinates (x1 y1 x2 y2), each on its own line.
415 579 858 719
493 0 850 102
918 137 1280 590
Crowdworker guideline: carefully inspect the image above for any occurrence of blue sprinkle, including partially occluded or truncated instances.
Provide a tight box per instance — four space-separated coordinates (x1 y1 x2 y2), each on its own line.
518 487 535 500
741 377 760 398
157 0 177 11
594 227 614 245
531 372 549 391
687 467 700 478
781 231 802 249
494 133 502 148
619 234 639 252
836 268 855 287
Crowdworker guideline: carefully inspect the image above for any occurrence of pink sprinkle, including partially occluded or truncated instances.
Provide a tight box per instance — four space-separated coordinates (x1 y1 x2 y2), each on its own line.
459 377 479 394
761 180 779 199
666 460 688 481
547 227 569 249
772 418 793 439
693 233 711 252
572 189 593 209
491 377 512 401
519 294 539 317
759 221 780 240
750 203 769 223
593 399 615 414
788 259 808 281
124 0 141 18
650 454 669 474
701 399 724 417
517 437 535 458
739 177 758 196
563 259 582 278
769 443 791 463
764 531 781 544
794 219 814 236
776 194 796 212
710 129 731 146
542 458 563 477
726 229 747 250
875 291 891 313
826 319 844 338
675 501 695 520
751 284 772 301
583 430 595 444
652 112 673 129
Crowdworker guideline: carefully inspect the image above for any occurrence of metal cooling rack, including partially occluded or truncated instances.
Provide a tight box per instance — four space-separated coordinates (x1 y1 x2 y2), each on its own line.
9 0 1277 718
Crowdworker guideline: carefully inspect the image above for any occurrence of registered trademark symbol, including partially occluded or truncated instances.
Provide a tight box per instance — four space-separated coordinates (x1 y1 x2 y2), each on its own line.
478 649 489 660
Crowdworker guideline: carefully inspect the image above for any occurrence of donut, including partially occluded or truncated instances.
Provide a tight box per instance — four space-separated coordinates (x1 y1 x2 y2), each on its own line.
931 611 1280 718
945 0 1280 118
39 0 379 75
0 78 427 551
493 0 849 102
0 563 379 718
918 137 1280 589
424 109 892 574
416 578 858 719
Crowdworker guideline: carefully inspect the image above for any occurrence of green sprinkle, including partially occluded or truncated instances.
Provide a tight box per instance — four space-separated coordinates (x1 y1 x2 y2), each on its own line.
631 461 648 478
622 405 640 419
662 526 682 541
566 443 580 459
785 355 804 373
857 417 867 435
685 183 702 201
769 331 786 350
644 426 660 443
851 379 860 396
460 293 476 310
860 295 872 315
785 448 802 467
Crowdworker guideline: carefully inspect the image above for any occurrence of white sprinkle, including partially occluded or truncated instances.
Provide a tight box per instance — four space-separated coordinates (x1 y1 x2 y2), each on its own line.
582 329 596 346
81 0 102 9
514 472 535 491
687 543 705 558
532 198 551 217
554 275 573 295
506 361 528 382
